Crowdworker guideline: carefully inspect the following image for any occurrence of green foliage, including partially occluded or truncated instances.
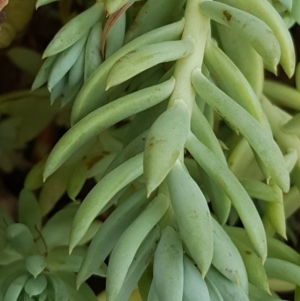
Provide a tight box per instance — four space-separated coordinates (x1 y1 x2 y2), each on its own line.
1 0 300 300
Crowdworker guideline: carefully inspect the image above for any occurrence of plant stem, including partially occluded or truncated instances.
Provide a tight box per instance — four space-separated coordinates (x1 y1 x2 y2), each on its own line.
168 0 210 115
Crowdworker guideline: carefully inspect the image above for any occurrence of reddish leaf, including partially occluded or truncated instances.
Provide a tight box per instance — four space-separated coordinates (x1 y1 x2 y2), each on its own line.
0 0 8 11
100 2 133 58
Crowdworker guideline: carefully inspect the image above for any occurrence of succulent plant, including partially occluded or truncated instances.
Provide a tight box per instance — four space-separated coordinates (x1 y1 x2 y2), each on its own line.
1 0 300 300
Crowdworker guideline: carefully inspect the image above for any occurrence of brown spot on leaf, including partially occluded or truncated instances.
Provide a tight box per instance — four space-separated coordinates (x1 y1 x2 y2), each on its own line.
245 250 252 255
223 10 232 21
225 268 233 273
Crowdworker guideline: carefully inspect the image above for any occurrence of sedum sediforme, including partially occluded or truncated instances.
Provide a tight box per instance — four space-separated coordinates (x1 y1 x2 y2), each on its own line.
1 0 300 300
